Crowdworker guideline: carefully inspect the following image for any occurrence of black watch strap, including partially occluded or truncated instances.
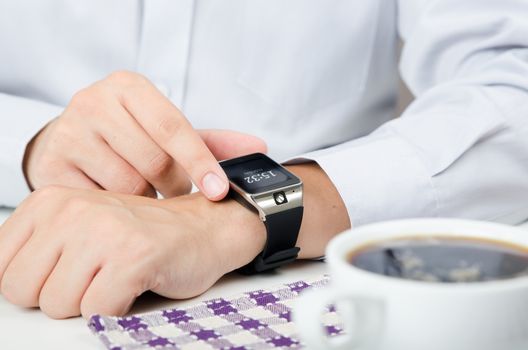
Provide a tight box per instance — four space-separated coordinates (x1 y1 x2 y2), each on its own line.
238 206 304 274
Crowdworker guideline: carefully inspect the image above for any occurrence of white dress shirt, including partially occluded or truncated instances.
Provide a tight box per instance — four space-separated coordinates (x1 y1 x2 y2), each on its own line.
1 0 528 226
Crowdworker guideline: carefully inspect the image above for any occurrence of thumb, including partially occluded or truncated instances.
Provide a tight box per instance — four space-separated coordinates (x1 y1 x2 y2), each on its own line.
197 129 268 160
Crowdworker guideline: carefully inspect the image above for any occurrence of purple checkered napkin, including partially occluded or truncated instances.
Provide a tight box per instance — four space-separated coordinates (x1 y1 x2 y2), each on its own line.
88 276 343 349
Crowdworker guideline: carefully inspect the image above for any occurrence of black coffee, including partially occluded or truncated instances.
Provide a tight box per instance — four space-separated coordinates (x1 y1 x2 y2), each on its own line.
348 236 528 283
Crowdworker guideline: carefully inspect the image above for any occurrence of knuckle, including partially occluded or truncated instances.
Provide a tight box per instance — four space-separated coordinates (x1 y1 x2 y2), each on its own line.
106 70 148 87
61 196 93 216
156 117 184 144
183 152 211 178
111 168 146 195
69 88 97 112
35 153 60 170
47 118 75 141
27 185 67 205
30 165 78 193
39 292 77 319
53 167 83 185
102 162 133 187
42 122 82 157
145 152 172 180
1 271 36 308
125 270 152 298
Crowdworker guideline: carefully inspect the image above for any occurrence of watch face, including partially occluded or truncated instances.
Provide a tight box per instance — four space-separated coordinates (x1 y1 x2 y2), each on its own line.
220 153 300 194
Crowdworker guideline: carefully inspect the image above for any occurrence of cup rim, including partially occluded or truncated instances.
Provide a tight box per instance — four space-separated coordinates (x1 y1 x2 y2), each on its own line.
326 218 528 292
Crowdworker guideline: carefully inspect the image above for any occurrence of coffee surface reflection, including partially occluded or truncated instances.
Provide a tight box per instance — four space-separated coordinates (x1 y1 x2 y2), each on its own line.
348 236 528 283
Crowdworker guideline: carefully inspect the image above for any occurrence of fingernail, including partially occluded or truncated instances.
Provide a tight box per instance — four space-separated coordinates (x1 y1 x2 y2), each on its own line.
202 172 227 199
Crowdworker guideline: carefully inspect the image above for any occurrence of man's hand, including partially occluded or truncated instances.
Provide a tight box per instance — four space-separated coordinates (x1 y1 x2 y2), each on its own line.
0 163 350 319
24 71 267 200
0 186 266 319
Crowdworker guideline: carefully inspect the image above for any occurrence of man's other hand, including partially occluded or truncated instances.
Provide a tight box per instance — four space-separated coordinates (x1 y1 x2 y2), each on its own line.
23 71 267 200
0 186 266 318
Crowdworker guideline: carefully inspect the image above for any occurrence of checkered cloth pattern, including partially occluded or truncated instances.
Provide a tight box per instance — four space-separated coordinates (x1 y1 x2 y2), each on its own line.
88 275 343 349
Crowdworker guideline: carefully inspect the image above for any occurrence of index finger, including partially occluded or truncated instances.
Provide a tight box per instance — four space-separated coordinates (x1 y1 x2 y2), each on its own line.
109 72 229 201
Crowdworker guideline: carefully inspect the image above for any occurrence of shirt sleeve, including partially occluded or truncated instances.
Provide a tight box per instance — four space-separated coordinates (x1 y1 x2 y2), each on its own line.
0 93 63 208
288 0 528 227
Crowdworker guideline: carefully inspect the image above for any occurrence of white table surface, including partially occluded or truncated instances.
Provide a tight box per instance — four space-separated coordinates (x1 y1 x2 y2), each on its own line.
0 208 327 350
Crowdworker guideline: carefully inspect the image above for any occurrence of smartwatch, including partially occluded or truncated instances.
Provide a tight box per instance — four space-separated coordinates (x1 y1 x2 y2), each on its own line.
220 153 303 274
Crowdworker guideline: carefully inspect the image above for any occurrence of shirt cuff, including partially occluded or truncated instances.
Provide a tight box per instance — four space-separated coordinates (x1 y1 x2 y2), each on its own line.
0 95 63 207
284 128 439 227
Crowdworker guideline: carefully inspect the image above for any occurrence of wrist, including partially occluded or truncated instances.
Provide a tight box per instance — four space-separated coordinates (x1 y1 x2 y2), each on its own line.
164 192 266 275
285 162 351 259
214 194 267 273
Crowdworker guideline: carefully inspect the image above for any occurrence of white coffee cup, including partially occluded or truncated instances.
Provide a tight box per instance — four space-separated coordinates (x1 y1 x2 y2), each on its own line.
293 219 528 350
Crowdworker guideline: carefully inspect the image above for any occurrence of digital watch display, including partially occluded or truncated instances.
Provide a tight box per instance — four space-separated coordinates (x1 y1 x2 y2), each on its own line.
222 155 298 193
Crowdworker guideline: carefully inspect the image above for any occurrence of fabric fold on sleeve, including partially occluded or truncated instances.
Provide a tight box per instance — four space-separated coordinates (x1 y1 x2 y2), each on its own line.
0 93 63 207
285 128 439 227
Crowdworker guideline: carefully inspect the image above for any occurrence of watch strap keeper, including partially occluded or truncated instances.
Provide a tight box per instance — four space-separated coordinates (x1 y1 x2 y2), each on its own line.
238 206 303 274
